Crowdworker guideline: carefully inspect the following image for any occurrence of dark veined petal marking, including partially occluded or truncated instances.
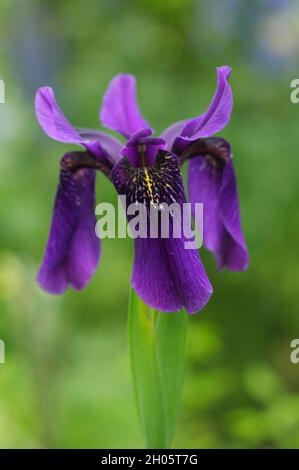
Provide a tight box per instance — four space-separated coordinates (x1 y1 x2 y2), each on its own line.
112 150 185 207
177 137 231 167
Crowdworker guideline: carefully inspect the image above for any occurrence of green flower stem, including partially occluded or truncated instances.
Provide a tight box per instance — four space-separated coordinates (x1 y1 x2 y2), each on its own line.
128 288 187 449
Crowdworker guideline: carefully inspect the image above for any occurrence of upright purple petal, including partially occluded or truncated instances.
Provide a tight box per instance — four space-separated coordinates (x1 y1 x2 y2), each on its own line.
188 155 248 271
37 156 100 294
174 66 233 150
100 74 150 139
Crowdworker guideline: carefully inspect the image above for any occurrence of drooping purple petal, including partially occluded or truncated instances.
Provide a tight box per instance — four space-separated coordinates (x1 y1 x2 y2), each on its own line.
174 66 233 151
131 231 212 313
219 160 249 270
37 156 100 294
112 150 213 313
188 153 248 271
35 87 111 161
100 74 150 139
66 171 101 289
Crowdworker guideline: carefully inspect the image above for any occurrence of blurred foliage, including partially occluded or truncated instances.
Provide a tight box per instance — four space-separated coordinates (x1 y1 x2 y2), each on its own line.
0 0 299 448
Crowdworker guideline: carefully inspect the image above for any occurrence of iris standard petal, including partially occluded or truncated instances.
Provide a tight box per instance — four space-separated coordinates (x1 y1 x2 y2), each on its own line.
188 151 248 271
174 66 233 150
112 150 213 313
100 74 150 139
37 158 100 294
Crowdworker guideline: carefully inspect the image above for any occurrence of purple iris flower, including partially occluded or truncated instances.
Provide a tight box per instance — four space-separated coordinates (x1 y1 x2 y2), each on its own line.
35 66 248 313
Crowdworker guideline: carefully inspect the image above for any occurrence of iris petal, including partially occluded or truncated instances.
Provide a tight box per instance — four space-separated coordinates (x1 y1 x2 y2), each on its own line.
100 74 150 139
174 66 233 151
160 120 185 150
35 87 114 161
37 154 100 294
132 230 212 314
187 148 249 271
112 150 212 313
35 86 83 144
76 128 123 163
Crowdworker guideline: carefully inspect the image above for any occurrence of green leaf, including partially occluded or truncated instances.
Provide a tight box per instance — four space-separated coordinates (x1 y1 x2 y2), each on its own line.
128 288 187 449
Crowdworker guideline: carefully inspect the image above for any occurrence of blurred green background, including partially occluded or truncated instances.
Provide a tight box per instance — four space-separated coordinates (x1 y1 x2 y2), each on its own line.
0 0 299 448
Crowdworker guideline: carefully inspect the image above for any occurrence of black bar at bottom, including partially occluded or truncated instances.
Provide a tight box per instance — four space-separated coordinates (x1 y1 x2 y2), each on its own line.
0 449 297 465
